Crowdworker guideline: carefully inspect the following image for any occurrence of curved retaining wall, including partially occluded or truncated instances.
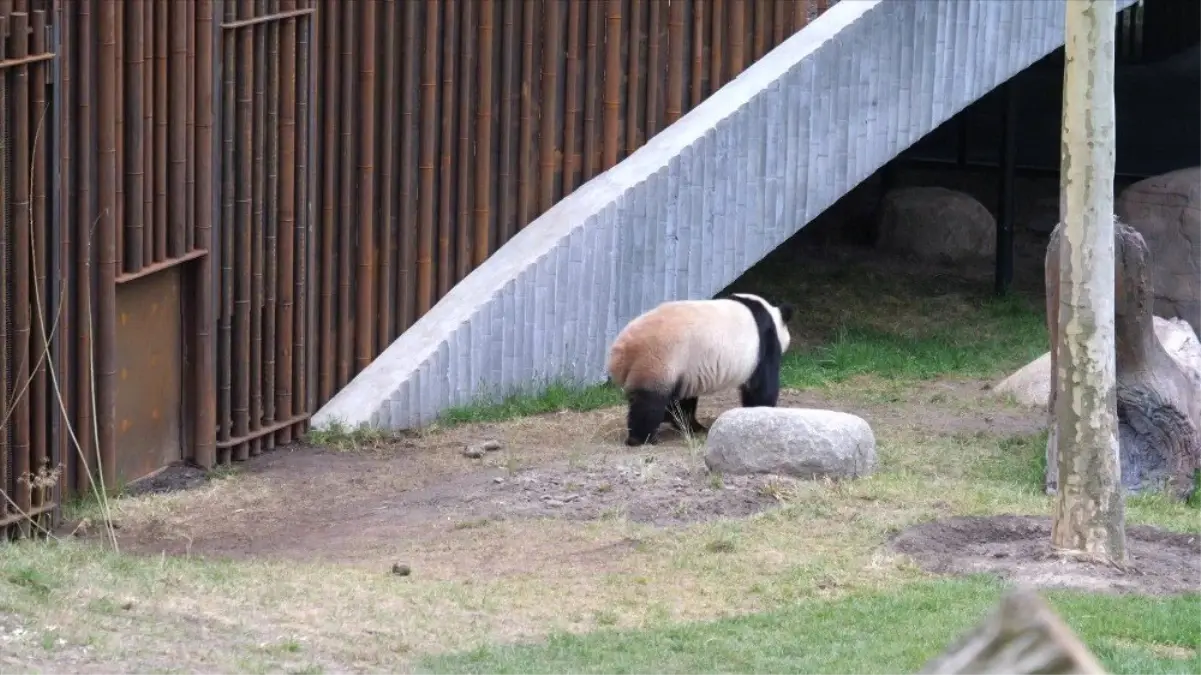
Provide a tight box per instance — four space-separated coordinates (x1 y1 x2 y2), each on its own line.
314 0 1137 431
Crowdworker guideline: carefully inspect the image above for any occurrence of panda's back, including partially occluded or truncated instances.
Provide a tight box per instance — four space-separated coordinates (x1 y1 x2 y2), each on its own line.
609 299 760 397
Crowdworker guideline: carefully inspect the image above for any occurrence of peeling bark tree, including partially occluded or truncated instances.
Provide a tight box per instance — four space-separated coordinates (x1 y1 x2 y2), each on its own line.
1049 0 1126 565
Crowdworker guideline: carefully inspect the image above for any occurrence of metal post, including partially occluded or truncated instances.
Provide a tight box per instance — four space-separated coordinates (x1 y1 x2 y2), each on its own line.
995 79 1018 296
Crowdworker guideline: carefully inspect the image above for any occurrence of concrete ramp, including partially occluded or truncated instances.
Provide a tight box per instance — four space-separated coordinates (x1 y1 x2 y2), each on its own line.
314 0 1136 432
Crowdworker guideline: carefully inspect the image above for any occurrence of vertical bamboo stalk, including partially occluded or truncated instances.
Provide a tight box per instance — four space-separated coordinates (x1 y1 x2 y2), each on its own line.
581 0 600 181
233 0 254 461
186 1 197 251
730 0 745 76
335 0 354 387
318 0 337 402
0 17 9 515
625 0 642 155
437 0 458 294
30 9 49 513
772 0 785 47
752 0 767 61
539 0 560 214
496 0 517 242
11 10 33 530
115 2 124 274
356 0 377 367
561 0 581 194
455 0 475 280
250 0 266 456
601 0 621 170
55 3 74 497
142 0 154 266
292 0 312 440
219 0 237 455
170 0 187 257
710 0 724 90
398 0 418 330
263 0 279 448
516 0 534 225
379 0 397 344
75 0 95 491
123 1 145 273
97 0 119 489
816 0 828 15
473 0 495 265
644 0 660 139
793 0 808 32
194 0 216 469
417 0 438 316
154 0 169 262
277 0 298 434
691 0 705 107
666 0 684 125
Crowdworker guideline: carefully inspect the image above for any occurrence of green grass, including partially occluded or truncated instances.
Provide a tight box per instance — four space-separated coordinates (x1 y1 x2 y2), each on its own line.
419 576 1201 675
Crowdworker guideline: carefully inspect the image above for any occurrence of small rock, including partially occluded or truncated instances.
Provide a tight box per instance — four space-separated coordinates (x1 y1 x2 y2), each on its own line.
704 407 877 479
391 563 411 577
544 499 565 508
493 476 504 484
463 445 486 459
481 439 503 452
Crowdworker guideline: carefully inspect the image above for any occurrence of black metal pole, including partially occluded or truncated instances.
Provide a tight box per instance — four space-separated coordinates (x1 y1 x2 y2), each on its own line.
995 79 1018 296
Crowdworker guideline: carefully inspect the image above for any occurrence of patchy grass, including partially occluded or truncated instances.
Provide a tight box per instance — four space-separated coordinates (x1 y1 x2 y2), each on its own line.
438 380 624 426
420 576 1201 675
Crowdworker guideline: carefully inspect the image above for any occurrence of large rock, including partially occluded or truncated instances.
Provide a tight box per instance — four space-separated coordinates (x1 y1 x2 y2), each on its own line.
994 316 1201 412
875 186 997 263
703 407 877 479
1115 166 1201 335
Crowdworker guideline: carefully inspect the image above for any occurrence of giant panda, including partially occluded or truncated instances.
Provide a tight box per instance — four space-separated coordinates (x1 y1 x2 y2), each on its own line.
606 293 795 447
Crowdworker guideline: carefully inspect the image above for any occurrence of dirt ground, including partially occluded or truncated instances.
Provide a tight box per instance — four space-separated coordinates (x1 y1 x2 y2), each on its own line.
69 377 1042 577
891 514 1201 596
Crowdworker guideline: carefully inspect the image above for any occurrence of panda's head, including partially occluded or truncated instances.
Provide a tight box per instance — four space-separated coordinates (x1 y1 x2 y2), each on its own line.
729 292 795 353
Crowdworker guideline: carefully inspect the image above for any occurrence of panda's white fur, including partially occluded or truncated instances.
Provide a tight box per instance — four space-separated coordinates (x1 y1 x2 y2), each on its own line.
607 292 793 446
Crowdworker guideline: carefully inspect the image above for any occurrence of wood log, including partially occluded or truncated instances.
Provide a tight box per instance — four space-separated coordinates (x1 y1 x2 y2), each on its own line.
1045 217 1201 502
920 586 1106 675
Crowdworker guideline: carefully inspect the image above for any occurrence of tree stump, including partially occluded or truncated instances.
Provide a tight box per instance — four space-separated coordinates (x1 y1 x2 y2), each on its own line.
1045 217 1201 502
920 586 1106 675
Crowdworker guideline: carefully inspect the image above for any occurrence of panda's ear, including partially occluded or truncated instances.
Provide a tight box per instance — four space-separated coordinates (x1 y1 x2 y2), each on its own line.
779 303 795 324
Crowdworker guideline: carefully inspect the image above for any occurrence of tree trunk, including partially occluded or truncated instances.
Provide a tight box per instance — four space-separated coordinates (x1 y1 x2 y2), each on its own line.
1049 0 1126 564
920 587 1107 675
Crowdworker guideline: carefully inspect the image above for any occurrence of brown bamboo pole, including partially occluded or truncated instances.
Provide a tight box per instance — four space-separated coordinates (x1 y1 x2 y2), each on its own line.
292 0 312 440
318 0 337 402
336 0 354 387
124 0 145 273
170 0 187 258
262 0 279 449
752 0 767 61
398 0 418 330
194 0 217 469
75 0 95 491
516 0 534 225
793 0 807 32
691 0 705 107
142 0 154 266
772 0 785 47
473 0 495 265
602 0 621 170
55 3 75 496
816 0 829 15
233 0 254 461
666 0 684 125
378 0 397 343
115 2 124 274
496 0 517 242
710 0 724 90
624 0 641 155
438 0 459 293
644 0 660 139
0 17 9 516
561 0 582 194
730 0 745 76
356 0 377 367
186 1 197 251
219 0 237 456
277 0 298 438
97 0 119 488
154 0 169 261
417 0 438 316
582 0 600 182
10 10 33 530
30 8 49 514
455 0 475 280
250 0 267 456
538 0 560 215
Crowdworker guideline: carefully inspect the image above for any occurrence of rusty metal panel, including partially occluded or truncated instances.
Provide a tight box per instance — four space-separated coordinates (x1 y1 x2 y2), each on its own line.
114 267 184 485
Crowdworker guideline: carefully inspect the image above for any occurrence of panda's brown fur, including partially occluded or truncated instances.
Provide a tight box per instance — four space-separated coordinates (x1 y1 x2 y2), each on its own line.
606 293 794 446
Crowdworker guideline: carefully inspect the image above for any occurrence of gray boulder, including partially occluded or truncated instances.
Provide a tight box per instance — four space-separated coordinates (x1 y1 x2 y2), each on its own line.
703 407 877 479
875 186 997 263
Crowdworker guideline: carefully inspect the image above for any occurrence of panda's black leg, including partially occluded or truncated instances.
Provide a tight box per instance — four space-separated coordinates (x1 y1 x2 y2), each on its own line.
626 389 670 446
677 397 706 433
739 378 780 408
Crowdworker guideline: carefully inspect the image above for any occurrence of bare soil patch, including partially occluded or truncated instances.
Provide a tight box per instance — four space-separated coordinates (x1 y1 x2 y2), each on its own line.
891 514 1201 596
